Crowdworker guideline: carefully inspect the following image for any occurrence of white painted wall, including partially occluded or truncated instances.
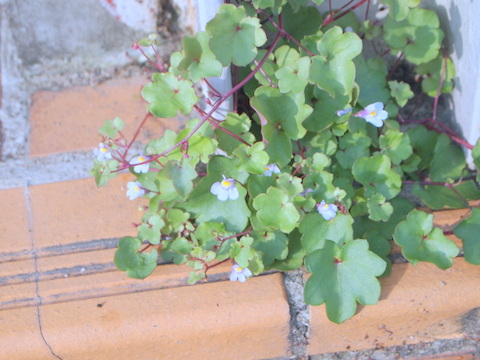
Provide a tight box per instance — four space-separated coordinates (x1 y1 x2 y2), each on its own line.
422 0 480 153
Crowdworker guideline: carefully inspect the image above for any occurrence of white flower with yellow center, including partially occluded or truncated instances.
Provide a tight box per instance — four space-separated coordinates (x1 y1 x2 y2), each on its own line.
229 263 252 282
126 181 145 200
317 200 338 221
263 163 281 176
93 143 112 161
354 102 388 127
130 155 150 173
210 175 239 201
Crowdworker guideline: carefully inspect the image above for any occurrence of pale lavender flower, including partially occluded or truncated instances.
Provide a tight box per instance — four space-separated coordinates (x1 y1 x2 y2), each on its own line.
336 108 353 117
126 181 145 200
353 102 388 127
263 163 281 176
229 263 252 282
317 200 338 221
131 155 150 173
210 175 239 201
93 143 112 161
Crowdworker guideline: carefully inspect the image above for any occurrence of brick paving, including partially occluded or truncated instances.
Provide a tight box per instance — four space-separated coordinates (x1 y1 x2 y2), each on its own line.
0 36 478 360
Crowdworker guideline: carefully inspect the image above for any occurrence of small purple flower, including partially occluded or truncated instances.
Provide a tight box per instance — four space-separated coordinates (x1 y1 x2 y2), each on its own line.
263 163 281 176
210 175 239 201
317 200 338 221
229 263 252 282
336 108 353 117
93 143 112 161
126 181 145 200
354 102 388 127
130 155 150 173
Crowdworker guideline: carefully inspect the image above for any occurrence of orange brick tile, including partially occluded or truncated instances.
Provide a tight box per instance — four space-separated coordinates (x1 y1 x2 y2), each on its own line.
7 273 290 360
29 76 180 156
308 258 480 355
0 187 31 260
28 174 143 247
1 307 56 360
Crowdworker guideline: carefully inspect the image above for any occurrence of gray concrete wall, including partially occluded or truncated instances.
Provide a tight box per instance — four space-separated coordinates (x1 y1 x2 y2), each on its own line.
0 0 192 177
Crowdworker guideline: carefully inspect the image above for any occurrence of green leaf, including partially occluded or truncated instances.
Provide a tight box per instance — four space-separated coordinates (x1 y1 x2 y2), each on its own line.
393 209 459 269
413 183 467 210
309 26 362 96
382 0 421 21
215 113 255 154
182 156 251 233
170 237 194 255
251 231 289 266
251 86 310 140
166 208 191 233
262 125 292 168
91 159 119 187
99 117 124 138
206 4 267 66
270 230 305 270
164 159 198 198
177 31 223 82
299 212 354 254
252 0 288 15
352 154 402 200
230 236 255 268
354 56 390 107
473 139 480 183
416 55 456 97
142 72 198 118
388 80 414 107
367 193 393 222
274 45 311 94
379 129 413 165
384 8 444 65
253 187 300 233
276 173 304 196
138 214 165 244
454 208 480 265
303 89 350 132
406 125 439 171
138 33 158 47
233 142 270 175
114 237 158 279
429 134 466 182
304 240 386 323
336 131 372 169
282 4 322 41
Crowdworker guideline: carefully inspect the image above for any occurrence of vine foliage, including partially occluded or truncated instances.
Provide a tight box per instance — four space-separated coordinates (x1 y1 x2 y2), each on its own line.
91 0 480 323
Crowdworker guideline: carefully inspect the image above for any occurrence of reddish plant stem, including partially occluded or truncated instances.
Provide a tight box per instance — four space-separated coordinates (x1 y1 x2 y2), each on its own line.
232 66 239 113
322 0 369 26
151 45 167 72
364 0 371 20
203 78 222 98
257 9 314 56
143 26 283 164
138 47 158 69
432 50 448 123
140 243 153 253
205 258 230 272
401 117 474 150
193 105 251 146
123 113 152 162
386 52 404 79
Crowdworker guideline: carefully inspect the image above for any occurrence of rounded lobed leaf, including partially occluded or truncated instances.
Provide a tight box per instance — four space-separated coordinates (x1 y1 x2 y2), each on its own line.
393 210 459 269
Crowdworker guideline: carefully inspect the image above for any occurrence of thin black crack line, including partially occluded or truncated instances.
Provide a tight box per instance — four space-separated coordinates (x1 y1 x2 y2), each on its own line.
24 182 64 360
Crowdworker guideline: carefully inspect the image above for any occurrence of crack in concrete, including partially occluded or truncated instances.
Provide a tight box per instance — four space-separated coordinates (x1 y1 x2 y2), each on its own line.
24 181 64 360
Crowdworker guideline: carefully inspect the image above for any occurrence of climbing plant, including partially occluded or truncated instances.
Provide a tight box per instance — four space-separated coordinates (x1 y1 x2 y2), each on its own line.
91 0 480 324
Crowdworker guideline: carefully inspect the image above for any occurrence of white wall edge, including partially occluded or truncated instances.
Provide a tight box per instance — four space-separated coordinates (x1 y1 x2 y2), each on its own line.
194 0 233 120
